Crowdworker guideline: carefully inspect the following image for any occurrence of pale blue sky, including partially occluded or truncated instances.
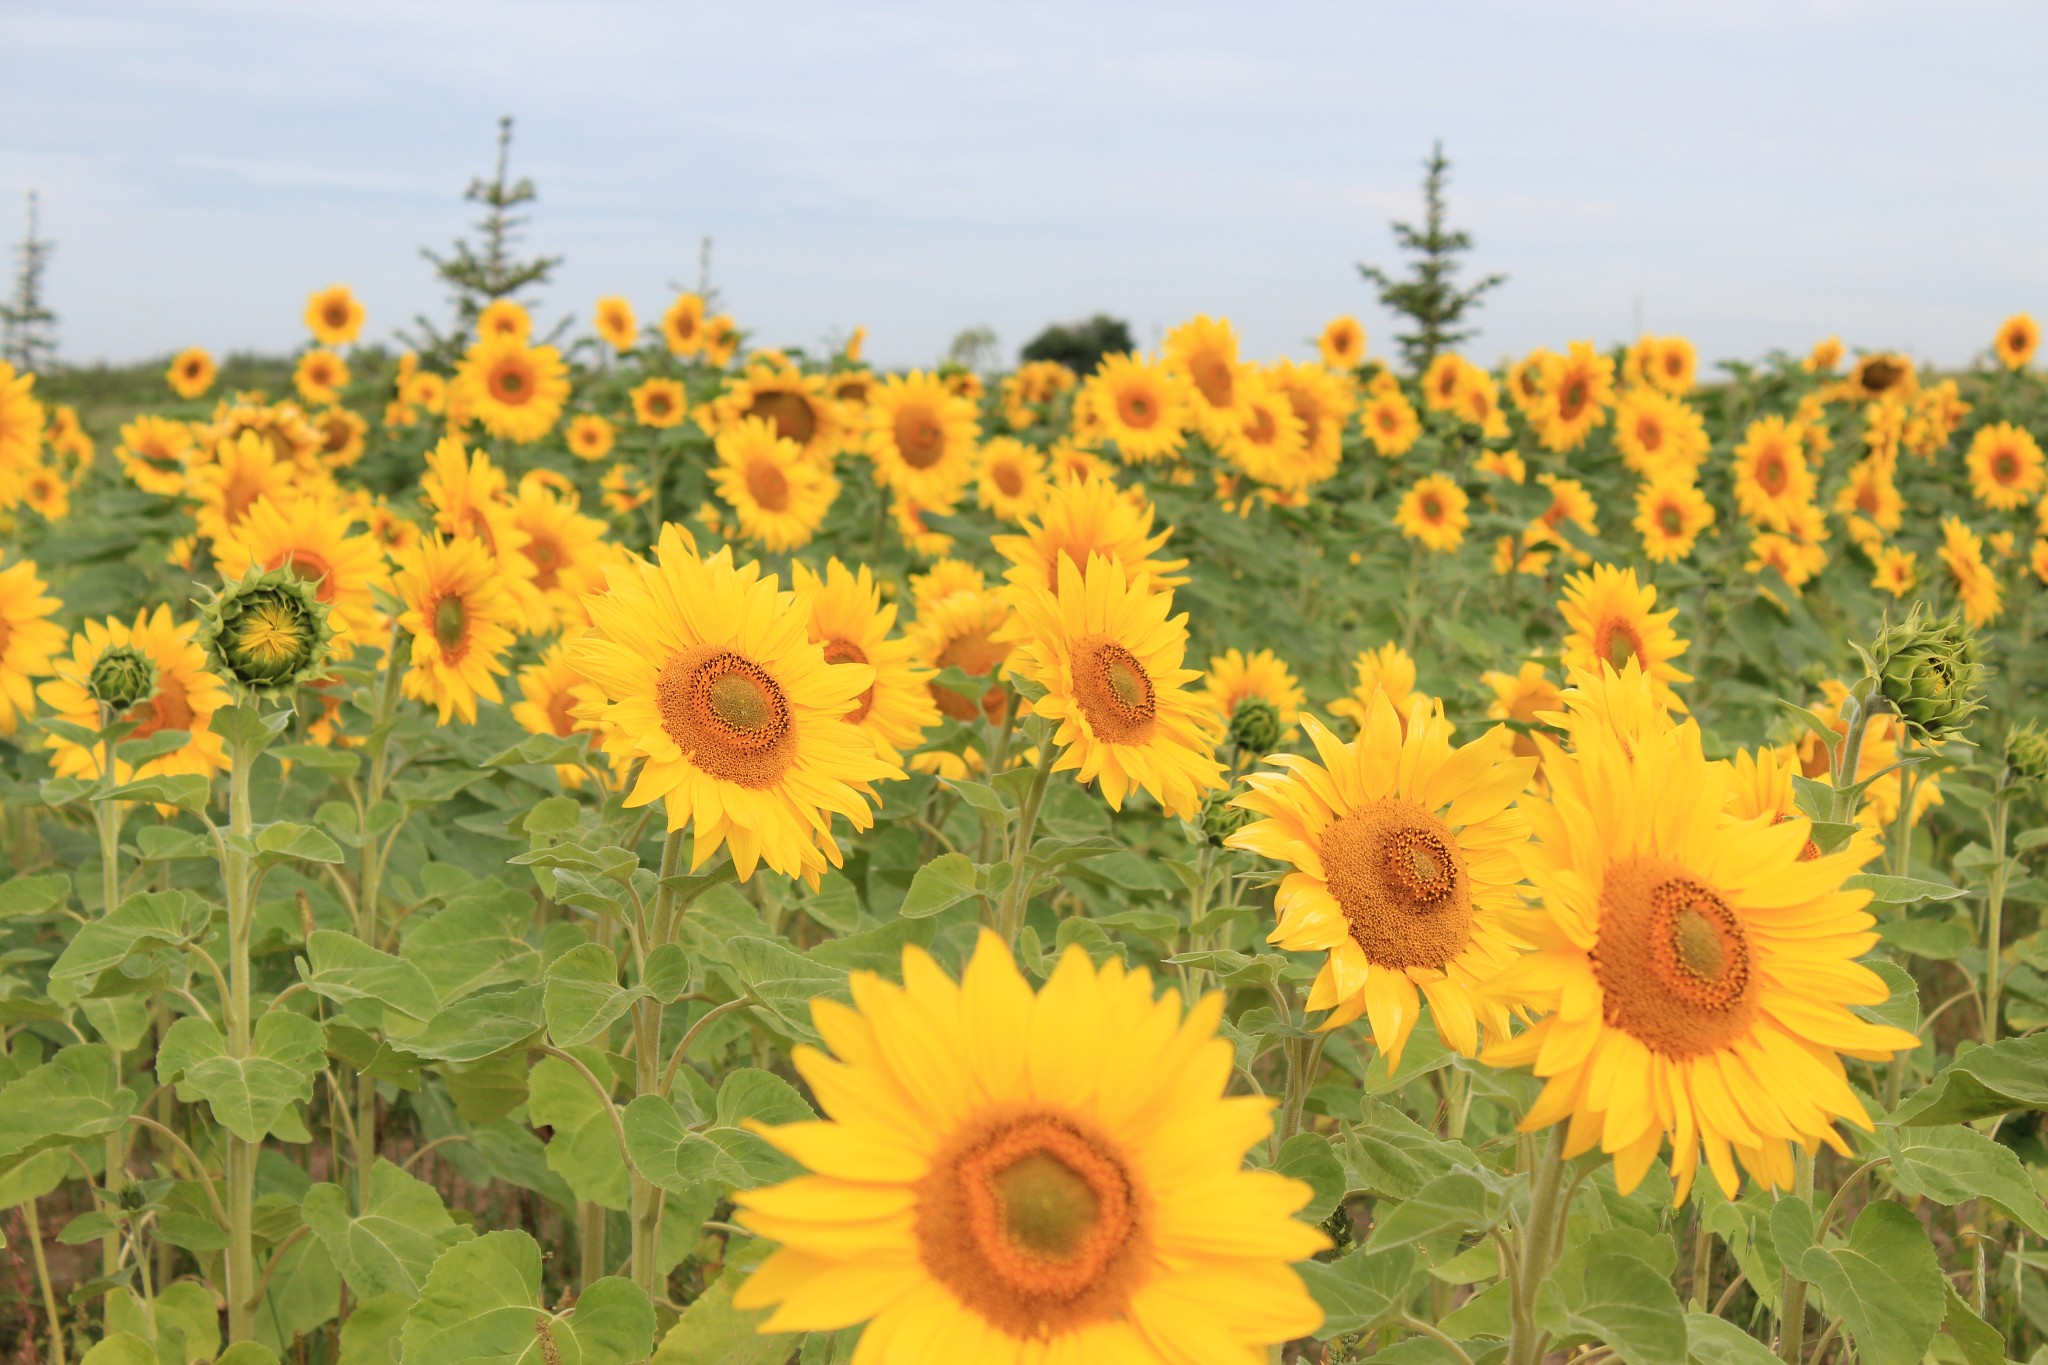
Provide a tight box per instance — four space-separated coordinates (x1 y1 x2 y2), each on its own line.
3 0 2044 372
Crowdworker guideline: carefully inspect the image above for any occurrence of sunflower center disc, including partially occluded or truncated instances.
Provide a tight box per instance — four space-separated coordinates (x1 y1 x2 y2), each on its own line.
1072 637 1156 745
492 366 527 401
1659 505 1683 535
1118 391 1156 428
657 648 795 788
749 391 817 446
1559 378 1588 420
1598 621 1643 672
994 462 1025 498
1320 799 1474 971
433 594 468 652
130 678 194 741
1758 453 1786 494
913 1111 1145 1340
1192 358 1233 408
1593 856 1758 1058
745 458 791 512
896 409 945 467
821 637 876 724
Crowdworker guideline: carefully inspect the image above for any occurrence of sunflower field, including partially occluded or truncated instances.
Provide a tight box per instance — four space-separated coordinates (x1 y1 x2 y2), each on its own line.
0 288 2044 1365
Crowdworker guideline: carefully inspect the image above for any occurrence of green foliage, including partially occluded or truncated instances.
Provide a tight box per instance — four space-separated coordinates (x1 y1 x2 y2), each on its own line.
1357 141 1506 372
1019 312 1133 373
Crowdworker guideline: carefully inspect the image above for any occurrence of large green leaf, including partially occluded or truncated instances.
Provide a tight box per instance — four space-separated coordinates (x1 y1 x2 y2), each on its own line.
1884 1123 2048 1237
302 930 441 1023
399 1231 653 1365
401 899 540 1004
623 1095 796 1196
1274 1132 1346 1223
1367 1166 1508 1249
1685 1314 1779 1364
651 1245 795 1365
1341 1101 1468 1200
543 943 650 1048
1941 1280 2010 1365
157 1012 324 1142
1298 1244 1417 1337
526 1052 629 1210
0 871 70 919
301 1158 475 1300
711 936 848 1045
1536 1229 1688 1365
898 853 981 918
390 987 543 1063
1888 1034 2048 1125
1787 1200 1945 1365
0 1044 137 1164
49 891 209 988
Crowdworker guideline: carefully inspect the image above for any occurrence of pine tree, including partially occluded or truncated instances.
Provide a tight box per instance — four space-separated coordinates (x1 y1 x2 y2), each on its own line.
1357 142 1505 373
408 116 563 357
0 191 58 372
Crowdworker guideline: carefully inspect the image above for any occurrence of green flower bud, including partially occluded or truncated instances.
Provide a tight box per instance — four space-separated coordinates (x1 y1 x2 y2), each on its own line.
1228 697 1284 755
2007 723 2048 786
1861 604 1985 746
1198 788 1253 847
197 566 335 701
88 644 158 713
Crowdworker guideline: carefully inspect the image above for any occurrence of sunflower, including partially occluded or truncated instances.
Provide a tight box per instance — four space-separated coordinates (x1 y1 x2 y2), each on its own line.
1164 316 1249 445
703 360 850 464
1359 389 1420 459
1230 695 1534 1069
476 300 531 344
794 558 939 765
303 285 365 346
1216 367 1309 480
0 558 64 735
1476 448 1525 483
39 606 231 784
1843 352 1916 403
993 473 1188 596
1801 336 1844 374
1482 696 1919 1201
1506 348 1556 415
1047 442 1116 485
569 528 898 880
1421 354 1470 414
906 586 1014 725
1831 456 1902 533
1613 388 1708 477
1558 565 1690 711
1524 473 1599 559
1004 555 1222 816
1994 313 2040 370
1453 369 1510 440
892 496 956 559
1730 416 1813 529
21 461 68 521
113 415 195 496
660 292 708 356
187 430 308 544
1939 516 2004 627
392 534 518 725
1394 474 1469 552
420 437 548 632
510 636 611 786
166 347 217 399
310 407 367 468
1078 354 1193 466
1632 473 1715 563
214 493 387 653
1640 336 1696 395
198 397 323 473
566 414 616 462
1532 341 1614 453
1871 547 1917 597
732 931 1325 1360
509 471 614 627
401 370 448 415
0 361 45 488
1791 679 1942 832
1325 643 1417 733
1202 647 1304 739
1319 315 1366 370
450 336 567 444
632 377 688 429
1965 421 2045 510
1481 661 1562 761
292 349 348 406
976 438 1049 522
703 314 741 368
1745 533 1819 593
593 295 638 351
711 417 840 552
911 559 988 613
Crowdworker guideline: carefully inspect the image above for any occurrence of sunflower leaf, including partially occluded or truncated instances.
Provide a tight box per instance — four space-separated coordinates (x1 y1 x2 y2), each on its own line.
1887 1033 2048 1125
1299 1244 1417 1337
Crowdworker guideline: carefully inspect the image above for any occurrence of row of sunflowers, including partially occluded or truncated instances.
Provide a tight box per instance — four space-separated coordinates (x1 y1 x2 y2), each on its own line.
0 284 2042 1365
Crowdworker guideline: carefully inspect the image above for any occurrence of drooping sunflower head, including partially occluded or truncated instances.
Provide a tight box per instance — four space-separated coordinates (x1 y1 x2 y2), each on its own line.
303 284 365 346
1230 695 1535 1069
198 565 336 701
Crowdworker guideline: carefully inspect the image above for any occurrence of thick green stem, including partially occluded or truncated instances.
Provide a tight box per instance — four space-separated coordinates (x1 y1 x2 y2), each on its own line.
1777 1147 1815 1363
1688 1206 1716 1313
24 1198 67 1365
579 1202 608 1293
93 734 127 1284
1506 1129 1567 1365
1275 1033 1325 1150
223 736 259 1343
996 738 1056 945
629 829 688 1299
354 627 407 1209
1984 796 2010 1045
1828 691 1882 826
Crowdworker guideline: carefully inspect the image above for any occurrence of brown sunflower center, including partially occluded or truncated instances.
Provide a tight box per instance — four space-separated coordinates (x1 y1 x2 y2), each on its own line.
488 363 532 405
745 457 792 513
125 676 192 741
1420 493 1444 522
1594 618 1644 672
1658 504 1684 536
1859 358 1903 394
324 303 348 328
896 407 946 468
1993 449 2019 482
1557 377 1589 421
1757 450 1788 495
1247 405 1278 445
1070 636 1155 745
914 1110 1146 1341
1636 416 1664 449
320 419 353 454
1191 357 1234 409
993 461 1026 499
545 686 579 737
432 594 468 654
1319 799 1473 971
647 392 673 417
1593 856 1757 1057
1116 387 1158 430
655 647 795 788
821 637 876 724
525 533 564 589
748 391 817 446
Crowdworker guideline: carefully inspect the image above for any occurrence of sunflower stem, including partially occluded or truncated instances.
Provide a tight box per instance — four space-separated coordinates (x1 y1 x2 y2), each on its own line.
1777 1146 1815 1364
629 828 688 1299
354 622 407 1211
1506 1126 1566 1365
92 723 127 1290
222 726 260 1344
996 734 1056 946
24 1198 66 1365
1983 791 2010 1045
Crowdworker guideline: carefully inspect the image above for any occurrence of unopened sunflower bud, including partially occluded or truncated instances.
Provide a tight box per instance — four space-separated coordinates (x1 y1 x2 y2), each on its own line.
2007 723 2048 786
1862 603 1984 745
88 644 158 713
1228 697 1283 754
1198 788 1252 847
197 566 335 701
